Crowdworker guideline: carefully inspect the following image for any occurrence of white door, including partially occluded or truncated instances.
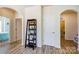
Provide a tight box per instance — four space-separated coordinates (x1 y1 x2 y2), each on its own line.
43 7 54 46
43 6 60 48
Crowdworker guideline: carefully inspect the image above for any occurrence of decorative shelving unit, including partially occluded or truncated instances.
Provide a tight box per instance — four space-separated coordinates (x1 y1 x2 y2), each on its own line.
25 19 37 50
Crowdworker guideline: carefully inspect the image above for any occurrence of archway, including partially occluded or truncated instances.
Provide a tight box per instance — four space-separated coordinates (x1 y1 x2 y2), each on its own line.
0 7 22 53
0 16 10 44
60 10 78 50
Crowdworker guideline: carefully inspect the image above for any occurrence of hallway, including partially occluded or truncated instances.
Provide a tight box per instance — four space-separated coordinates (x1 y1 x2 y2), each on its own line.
61 37 77 49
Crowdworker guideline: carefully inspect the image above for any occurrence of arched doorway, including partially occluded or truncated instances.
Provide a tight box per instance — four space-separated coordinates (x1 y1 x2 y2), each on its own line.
60 10 78 50
0 7 22 53
0 16 10 43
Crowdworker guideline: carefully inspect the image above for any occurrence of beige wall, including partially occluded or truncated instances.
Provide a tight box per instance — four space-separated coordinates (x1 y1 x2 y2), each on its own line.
15 18 22 41
0 7 16 42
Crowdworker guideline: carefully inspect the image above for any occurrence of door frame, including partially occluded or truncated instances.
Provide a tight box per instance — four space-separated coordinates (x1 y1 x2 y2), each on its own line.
60 9 78 48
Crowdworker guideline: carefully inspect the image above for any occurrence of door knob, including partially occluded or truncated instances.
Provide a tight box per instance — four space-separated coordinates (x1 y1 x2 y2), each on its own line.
52 32 55 34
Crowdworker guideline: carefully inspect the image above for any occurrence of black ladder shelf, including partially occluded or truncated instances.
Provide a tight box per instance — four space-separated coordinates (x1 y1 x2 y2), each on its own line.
25 19 37 50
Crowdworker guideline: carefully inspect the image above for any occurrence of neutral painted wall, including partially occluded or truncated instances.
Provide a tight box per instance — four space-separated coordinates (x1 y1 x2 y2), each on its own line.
24 6 42 47
15 18 22 42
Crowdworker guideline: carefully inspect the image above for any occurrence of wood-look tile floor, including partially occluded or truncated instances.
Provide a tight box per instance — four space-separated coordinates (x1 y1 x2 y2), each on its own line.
9 45 42 54
42 45 78 54
8 45 78 54
61 36 78 48
0 41 79 54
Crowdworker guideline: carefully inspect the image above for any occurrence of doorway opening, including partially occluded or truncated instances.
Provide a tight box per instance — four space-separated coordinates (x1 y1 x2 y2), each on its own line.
0 16 10 46
60 10 78 50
